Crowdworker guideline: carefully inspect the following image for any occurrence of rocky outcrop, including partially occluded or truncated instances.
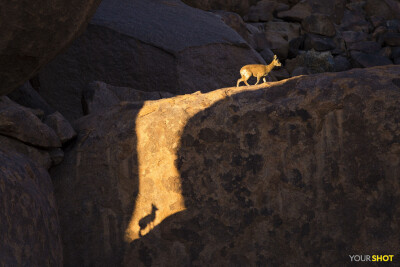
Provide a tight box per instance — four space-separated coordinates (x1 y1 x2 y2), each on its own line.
82 81 175 115
0 150 62 266
37 0 264 121
51 66 400 266
0 0 101 95
0 96 69 169
182 0 260 16
0 97 61 148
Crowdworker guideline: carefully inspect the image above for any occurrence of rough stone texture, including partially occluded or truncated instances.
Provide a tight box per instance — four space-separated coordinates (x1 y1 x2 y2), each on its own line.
7 82 55 115
213 11 251 43
304 34 336 51
348 41 382 54
277 1 312 22
245 0 289 22
0 135 52 169
384 32 400 47
82 81 175 115
44 112 77 144
0 97 61 148
51 66 400 266
0 150 62 266
342 31 368 45
351 51 393 68
340 9 371 33
302 14 336 37
38 0 263 121
285 50 334 74
0 0 101 95
333 55 352 72
364 0 399 20
181 0 259 16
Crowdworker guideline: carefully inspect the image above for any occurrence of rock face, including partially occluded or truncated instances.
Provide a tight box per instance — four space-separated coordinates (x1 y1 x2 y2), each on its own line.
51 66 400 266
37 0 264 121
0 150 62 266
182 0 260 16
0 0 101 95
0 97 61 148
82 81 174 115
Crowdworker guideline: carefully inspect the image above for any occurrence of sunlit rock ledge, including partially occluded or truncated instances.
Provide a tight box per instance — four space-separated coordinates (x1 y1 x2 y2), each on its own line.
51 65 400 266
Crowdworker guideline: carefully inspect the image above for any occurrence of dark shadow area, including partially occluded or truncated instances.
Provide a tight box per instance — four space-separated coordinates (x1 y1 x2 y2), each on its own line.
126 70 400 266
51 102 143 267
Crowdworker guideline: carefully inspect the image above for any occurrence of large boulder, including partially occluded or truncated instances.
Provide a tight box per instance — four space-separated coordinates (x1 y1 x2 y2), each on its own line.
51 66 400 266
0 150 62 266
181 0 260 16
37 0 264 121
0 0 101 95
0 97 61 148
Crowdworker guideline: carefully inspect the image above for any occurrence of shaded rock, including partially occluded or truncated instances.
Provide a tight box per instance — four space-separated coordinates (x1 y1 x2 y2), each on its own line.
302 14 336 37
304 34 336 51
333 55 352 72
0 135 52 169
384 32 400 46
342 31 368 44
386 19 400 33
51 66 400 266
288 35 305 58
252 32 271 52
365 0 397 20
7 82 55 115
379 46 393 58
265 31 290 59
277 1 312 22
0 97 61 148
0 150 62 266
82 81 175 116
392 47 400 59
305 0 346 24
44 112 77 144
372 26 388 45
340 9 371 32
271 68 290 80
291 66 310 76
245 0 289 22
181 0 259 16
0 0 101 95
259 48 275 63
50 149 65 166
265 21 301 41
394 57 400 64
348 41 381 54
285 50 334 74
213 11 251 43
370 16 386 28
38 0 263 121
350 51 393 68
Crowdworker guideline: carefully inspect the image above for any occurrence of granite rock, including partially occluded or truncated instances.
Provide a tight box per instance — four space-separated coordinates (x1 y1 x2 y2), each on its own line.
51 66 400 266
0 150 62 266
0 0 101 95
0 97 61 148
37 0 263 121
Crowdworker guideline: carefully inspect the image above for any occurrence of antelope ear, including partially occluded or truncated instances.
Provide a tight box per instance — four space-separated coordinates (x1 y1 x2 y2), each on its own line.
274 55 277 59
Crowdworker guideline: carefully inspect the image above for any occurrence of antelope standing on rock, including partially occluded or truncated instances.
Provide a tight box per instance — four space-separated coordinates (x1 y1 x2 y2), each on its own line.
237 55 282 87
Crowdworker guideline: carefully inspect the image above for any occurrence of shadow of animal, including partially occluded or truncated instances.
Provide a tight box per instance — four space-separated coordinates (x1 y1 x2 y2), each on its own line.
138 204 158 237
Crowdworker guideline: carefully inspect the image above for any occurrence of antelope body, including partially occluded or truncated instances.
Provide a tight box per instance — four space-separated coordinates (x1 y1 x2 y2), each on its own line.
237 55 282 87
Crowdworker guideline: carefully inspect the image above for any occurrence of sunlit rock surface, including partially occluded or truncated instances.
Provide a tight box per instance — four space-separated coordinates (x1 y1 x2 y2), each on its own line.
52 66 400 266
0 151 62 266
0 0 101 95
37 0 264 121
